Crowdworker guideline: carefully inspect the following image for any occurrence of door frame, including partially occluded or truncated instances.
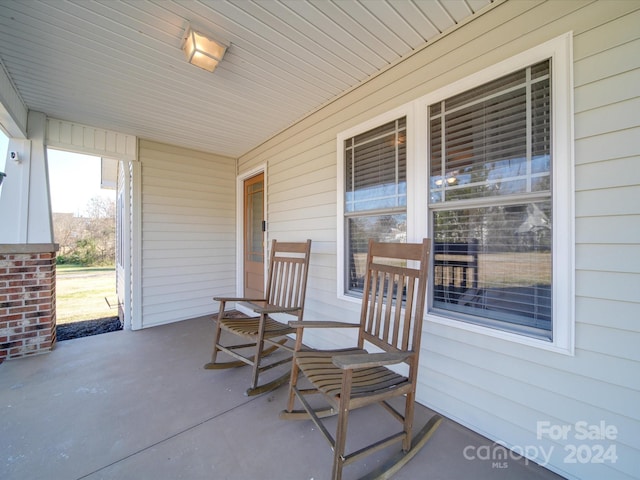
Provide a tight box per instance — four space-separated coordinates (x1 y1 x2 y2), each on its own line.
236 164 267 312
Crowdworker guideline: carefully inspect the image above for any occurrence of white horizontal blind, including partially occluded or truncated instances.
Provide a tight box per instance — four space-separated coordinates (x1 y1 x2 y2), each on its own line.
345 117 407 294
428 60 553 339
430 61 550 202
345 117 407 212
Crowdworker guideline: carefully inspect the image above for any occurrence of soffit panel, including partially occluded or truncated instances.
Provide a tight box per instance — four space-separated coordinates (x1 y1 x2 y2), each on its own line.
0 0 493 157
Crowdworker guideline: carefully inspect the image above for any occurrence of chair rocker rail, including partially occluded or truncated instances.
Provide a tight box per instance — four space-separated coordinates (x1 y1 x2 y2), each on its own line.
358 414 444 480
203 340 284 369
245 373 291 396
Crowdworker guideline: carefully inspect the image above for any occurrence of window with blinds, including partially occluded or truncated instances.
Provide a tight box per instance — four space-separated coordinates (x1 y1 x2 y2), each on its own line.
345 117 407 294
428 60 553 340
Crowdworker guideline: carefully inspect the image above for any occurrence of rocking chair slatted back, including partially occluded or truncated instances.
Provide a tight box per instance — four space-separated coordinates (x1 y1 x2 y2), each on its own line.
360 242 429 356
266 241 311 314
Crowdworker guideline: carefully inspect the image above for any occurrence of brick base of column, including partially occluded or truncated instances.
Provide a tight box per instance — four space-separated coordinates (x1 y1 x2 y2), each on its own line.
0 244 58 363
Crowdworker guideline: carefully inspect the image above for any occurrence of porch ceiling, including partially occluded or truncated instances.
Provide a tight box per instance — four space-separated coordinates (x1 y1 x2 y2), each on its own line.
0 0 493 158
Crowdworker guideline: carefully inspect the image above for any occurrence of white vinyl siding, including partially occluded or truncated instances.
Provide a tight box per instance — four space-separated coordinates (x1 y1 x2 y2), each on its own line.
139 140 236 328
237 2 640 479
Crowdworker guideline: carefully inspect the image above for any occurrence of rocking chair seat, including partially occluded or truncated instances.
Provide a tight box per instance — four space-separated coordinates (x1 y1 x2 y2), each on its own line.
295 350 410 401
221 315 296 339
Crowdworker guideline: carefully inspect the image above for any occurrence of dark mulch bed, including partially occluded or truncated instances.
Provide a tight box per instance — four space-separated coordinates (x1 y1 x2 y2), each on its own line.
55 310 247 342
56 316 122 341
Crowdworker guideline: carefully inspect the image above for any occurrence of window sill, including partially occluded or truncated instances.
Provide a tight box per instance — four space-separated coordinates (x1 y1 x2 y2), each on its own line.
338 292 364 305
426 312 574 356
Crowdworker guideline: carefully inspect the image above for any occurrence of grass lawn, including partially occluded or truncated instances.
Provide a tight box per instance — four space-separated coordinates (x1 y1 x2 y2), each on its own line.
56 265 117 325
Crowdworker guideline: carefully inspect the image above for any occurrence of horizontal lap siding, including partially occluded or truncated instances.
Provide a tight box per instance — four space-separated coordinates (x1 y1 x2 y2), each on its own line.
238 2 640 478
569 5 640 477
140 140 236 327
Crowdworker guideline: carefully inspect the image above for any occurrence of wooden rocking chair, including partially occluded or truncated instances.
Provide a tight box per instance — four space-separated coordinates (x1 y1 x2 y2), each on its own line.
204 239 311 396
281 239 442 479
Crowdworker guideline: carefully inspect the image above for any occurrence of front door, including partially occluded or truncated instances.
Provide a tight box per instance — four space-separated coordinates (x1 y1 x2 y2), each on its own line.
244 173 264 298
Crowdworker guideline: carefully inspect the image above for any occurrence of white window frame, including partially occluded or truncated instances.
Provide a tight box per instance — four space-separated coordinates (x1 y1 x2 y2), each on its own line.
337 103 416 303
418 32 575 355
335 33 574 354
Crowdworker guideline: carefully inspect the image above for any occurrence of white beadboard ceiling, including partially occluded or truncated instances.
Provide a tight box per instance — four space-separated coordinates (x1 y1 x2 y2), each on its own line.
0 0 492 158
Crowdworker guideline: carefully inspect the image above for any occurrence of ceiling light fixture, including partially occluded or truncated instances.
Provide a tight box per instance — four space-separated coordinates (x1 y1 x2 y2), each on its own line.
183 25 227 72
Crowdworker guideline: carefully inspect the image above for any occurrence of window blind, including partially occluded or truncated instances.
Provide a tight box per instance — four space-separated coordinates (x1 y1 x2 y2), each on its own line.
345 117 407 294
430 60 550 203
345 118 406 212
429 60 553 339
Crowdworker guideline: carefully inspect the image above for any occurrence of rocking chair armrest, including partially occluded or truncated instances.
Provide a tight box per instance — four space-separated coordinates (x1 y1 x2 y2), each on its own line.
251 305 300 315
213 296 267 303
332 352 412 370
288 321 359 329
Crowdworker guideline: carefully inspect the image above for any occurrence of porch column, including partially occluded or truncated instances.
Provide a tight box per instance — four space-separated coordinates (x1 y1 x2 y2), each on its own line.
0 244 58 362
0 111 54 244
0 111 58 362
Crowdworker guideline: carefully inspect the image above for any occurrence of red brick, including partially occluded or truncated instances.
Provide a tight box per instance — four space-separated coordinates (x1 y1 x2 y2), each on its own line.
17 266 38 273
4 298 24 306
11 306 37 314
16 331 37 340
1 248 56 360
25 298 46 307
0 274 23 282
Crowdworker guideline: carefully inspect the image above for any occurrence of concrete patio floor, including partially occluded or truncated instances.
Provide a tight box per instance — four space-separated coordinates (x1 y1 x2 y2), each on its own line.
1 316 564 480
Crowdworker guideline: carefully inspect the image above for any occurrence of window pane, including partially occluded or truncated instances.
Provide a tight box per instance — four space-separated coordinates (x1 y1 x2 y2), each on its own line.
345 118 406 212
347 214 406 293
532 81 551 153
344 117 408 296
432 202 552 338
429 60 551 203
446 69 526 110
247 181 264 262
